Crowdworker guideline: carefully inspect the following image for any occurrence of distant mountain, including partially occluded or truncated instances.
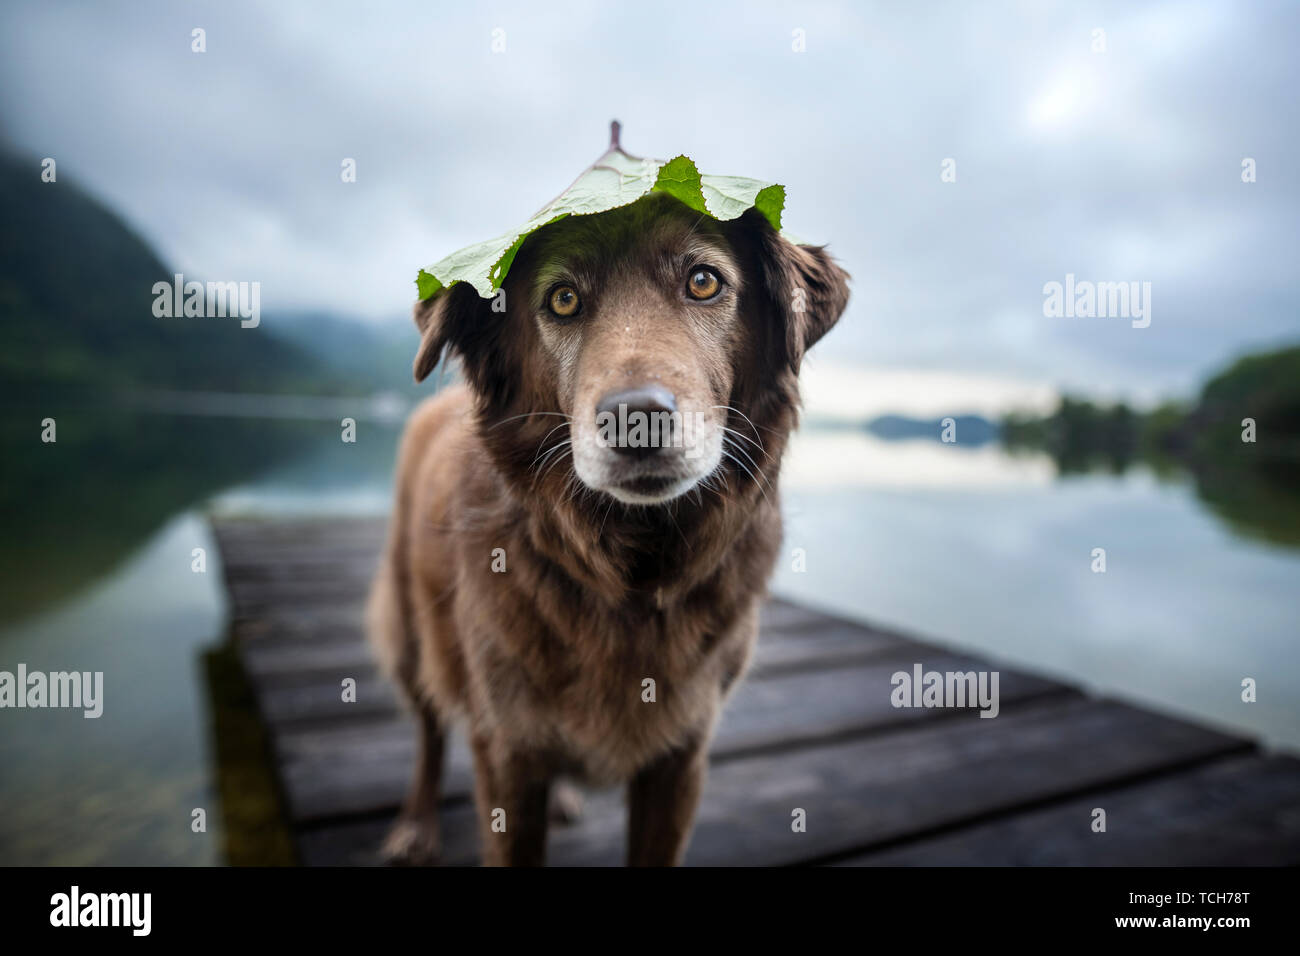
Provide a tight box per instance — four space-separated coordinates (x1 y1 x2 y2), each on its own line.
268 310 428 396
0 150 349 397
865 413 1000 446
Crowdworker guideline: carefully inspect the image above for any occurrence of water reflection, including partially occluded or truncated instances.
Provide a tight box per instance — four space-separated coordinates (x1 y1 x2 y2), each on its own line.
0 406 401 864
776 428 1300 752
0 406 317 627
1 402 1296 864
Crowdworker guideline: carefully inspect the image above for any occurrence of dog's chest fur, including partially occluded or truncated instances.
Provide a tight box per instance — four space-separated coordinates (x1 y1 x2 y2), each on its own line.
437 497 772 783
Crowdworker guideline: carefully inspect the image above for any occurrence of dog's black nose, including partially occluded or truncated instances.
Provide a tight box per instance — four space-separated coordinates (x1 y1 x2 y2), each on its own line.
595 385 678 458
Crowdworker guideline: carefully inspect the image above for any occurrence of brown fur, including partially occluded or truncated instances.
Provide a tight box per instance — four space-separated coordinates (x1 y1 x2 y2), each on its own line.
368 193 849 865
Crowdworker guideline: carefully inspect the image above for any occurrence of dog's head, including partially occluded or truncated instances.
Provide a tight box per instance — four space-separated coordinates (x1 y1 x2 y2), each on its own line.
412 192 848 507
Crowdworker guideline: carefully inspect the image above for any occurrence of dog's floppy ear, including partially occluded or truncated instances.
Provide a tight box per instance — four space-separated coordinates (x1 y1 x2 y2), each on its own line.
412 281 486 382
752 217 850 372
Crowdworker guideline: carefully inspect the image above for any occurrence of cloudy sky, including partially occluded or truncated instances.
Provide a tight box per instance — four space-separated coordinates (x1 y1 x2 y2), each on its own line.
2 0 1296 414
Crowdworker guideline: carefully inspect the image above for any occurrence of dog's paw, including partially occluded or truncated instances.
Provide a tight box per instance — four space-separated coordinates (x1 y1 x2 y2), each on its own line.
381 818 441 866
549 780 585 825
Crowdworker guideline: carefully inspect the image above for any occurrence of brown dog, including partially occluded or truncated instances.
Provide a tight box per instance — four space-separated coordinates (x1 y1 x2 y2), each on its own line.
368 191 849 865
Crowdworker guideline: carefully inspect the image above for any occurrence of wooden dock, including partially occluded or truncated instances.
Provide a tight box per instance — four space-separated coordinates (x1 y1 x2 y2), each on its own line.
212 516 1300 866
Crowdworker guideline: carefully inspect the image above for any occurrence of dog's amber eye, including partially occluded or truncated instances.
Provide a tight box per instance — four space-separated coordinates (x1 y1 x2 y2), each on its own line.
548 285 581 318
687 268 721 300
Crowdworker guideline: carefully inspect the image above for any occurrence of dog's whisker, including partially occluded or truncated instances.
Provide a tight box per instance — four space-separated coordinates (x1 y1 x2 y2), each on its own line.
696 472 726 504
722 435 773 491
488 411 572 431
719 424 762 449
530 447 563 472
531 422 572 460
534 446 574 488
719 447 770 504
566 473 591 507
597 496 617 537
531 436 572 470
719 425 769 464
709 464 731 493
663 501 691 552
711 405 767 450
530 442 572 476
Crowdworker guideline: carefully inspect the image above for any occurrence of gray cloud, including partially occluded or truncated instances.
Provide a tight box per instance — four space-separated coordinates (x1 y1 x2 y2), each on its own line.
2 0 1296 402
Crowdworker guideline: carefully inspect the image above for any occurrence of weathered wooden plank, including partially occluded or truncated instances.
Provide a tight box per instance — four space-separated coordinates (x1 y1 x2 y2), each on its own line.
215 516 923 674
238 610 913 692
223 558 931 725
216 548 378 567
275 651 1068 823
224 581 907 663
295 787 660 867
233 601 907 676
220 547 384 572
294 696 1251 866
759 598 837 632
836 754 1300 866
222 554 381 582
250 634 955 729
241 636 377 680
216 520 895 636
228 604 367 643
226 580 375 611
277 726 475 840
716 651 1063 755
211 517 1284 870
212 515 387 546
295 806 476 867
751 607 918 673
216 516 919 686
238 617 905 691
661 697 1250 868
259 672 398 725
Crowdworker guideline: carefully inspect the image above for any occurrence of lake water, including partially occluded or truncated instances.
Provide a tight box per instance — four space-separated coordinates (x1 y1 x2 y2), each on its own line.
1 408 1296 864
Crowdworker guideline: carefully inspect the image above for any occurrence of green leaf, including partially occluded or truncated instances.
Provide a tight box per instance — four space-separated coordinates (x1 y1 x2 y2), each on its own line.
415 142 788 300
752 184 786 232
652 155 707 215
699 175 783 229
416 269 442 300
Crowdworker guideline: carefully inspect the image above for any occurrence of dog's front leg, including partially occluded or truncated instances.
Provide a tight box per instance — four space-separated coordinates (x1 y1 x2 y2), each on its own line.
626 736 708 866
470 734 551 866
382 707 446 865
